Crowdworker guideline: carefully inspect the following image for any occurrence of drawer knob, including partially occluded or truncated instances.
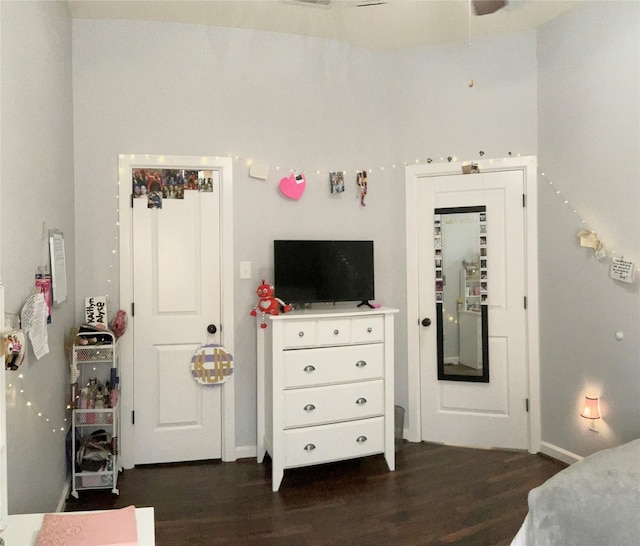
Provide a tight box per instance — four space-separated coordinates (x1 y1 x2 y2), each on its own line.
355 360 367 368
333 329 339 335
356 436 368 444
356 397 367 405
298 331 304 337
304 443 316 451
367 327 373 333
303 404 316 412
303 365 316 373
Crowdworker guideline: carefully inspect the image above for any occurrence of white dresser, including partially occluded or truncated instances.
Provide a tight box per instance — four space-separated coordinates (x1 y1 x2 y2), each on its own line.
256 306 398 491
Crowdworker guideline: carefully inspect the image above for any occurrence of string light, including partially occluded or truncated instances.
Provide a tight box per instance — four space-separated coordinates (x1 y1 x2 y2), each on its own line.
8 374 70 434
540 169 639 276
227 152 511 179
119 153 638 283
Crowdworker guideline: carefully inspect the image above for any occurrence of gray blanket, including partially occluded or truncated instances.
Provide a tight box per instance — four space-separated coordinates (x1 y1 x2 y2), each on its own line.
512 439 640 546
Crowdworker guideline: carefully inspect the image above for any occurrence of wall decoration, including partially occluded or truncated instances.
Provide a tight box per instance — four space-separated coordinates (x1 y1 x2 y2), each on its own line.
249 163 270 180
330 171 345 194
610 257 635 284
198 176 214 192
48 229 67 305
35 272 52 324
357 170 367 206
190 344 234 385
577 229 605 259
147 191 162 209
84 296 108 328
133 168 189 200
4 330 25 370
279 171 306 200
20 292 49 360
542 170 638 283
185 170 200 190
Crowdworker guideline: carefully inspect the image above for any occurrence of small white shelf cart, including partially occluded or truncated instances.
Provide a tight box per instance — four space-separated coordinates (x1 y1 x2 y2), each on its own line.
70 331 120 498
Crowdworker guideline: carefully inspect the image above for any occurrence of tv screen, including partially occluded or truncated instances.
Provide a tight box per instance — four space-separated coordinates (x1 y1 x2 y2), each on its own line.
274 240 374 304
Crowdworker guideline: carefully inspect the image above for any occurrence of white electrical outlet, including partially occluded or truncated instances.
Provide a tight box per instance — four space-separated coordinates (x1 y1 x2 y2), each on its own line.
240 261 252 279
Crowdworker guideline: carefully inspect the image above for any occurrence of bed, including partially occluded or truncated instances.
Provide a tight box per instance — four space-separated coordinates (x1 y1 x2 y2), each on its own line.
511 438 640 546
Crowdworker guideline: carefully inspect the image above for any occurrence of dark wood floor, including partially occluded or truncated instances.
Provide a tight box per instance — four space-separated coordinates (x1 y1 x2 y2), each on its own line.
65 442 567 545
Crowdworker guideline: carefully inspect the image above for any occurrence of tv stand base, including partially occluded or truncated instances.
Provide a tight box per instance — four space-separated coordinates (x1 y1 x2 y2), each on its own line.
357 300 374 308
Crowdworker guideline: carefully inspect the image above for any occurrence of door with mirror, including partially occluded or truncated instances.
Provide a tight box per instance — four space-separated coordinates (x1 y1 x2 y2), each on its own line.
416 170 529 450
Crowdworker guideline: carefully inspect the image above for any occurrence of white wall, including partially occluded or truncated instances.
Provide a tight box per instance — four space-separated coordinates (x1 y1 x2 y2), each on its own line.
72 20 538 450
0 1 75 513
537 1 640 457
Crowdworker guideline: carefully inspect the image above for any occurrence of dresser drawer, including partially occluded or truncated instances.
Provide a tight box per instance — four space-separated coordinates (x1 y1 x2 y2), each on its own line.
283 320 317 348
317 318 351 345
283 344 384 388
284 380 384 428
351 316 384 343
281 314 384 349
284 417 384 468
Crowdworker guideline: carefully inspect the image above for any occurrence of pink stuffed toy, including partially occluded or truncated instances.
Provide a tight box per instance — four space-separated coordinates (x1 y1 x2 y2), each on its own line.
250 279 292 328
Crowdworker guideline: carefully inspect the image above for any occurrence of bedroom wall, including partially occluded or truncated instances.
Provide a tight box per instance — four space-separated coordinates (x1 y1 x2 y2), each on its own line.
537 1 640 458
0 1 76 513
72 19 538 452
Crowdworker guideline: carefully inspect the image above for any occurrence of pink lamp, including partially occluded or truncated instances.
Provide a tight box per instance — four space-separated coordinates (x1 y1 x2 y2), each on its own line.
580 396 600 432
580 396 601 420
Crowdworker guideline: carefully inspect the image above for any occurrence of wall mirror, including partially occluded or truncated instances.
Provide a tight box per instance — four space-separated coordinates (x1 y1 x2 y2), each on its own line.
434 206 489 382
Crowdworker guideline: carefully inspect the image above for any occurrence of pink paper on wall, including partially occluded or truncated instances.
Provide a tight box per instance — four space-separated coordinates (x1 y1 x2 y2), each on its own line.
279 171 306 200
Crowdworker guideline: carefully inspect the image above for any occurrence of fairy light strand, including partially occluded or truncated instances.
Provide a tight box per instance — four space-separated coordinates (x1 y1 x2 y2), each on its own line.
8 373 70 434
539 169 639 275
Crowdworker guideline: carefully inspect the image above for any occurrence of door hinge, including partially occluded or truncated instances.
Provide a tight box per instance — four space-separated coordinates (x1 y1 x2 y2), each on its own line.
131 302 135 317
525 398 530 412
524 296 527 309
522 194 526 207
132 410 135 425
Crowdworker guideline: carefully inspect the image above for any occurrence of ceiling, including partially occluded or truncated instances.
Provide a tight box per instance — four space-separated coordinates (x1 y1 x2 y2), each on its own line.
66 0 581 50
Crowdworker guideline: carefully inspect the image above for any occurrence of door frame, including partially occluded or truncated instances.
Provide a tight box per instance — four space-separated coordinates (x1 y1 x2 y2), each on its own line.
118 154 235 469
405 156 540 453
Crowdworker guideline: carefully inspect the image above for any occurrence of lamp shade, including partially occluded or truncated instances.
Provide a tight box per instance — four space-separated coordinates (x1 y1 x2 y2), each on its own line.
580 396 600 420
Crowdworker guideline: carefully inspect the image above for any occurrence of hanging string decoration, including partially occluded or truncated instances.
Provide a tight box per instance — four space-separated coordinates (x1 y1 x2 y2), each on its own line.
540 170 638 284
7 373 70 434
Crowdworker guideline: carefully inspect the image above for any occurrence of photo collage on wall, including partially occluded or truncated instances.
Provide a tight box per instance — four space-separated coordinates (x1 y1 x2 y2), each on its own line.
132 168 217 209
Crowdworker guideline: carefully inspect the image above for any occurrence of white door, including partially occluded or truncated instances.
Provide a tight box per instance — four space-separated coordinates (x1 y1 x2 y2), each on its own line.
132 170 224 465
416 170 529 449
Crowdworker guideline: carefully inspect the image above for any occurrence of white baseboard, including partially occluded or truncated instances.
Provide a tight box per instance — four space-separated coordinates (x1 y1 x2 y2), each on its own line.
234 444 257 460
539 441 583 465
56 478 71 513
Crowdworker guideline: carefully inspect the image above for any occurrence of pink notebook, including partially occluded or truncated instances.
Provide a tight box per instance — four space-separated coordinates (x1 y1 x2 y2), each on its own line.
36 505 138 546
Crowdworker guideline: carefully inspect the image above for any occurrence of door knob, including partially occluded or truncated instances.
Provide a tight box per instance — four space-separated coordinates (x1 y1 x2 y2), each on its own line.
207 324 218 334
421 318 432 327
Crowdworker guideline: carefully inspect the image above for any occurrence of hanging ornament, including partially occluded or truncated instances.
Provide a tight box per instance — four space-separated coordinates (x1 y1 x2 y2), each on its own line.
279 171 306 200
4 330 25 370
357 171 368 206
190 344 234 386
577 229 607 260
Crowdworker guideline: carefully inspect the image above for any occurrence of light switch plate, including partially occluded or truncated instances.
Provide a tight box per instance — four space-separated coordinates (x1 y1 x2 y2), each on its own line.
240 261 252 279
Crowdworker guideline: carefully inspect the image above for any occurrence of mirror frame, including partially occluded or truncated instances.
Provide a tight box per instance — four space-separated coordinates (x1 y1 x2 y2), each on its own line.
434 206 489 383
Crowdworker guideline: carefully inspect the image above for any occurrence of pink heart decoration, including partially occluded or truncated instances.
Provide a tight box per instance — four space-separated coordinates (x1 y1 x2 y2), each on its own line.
279 172 306 200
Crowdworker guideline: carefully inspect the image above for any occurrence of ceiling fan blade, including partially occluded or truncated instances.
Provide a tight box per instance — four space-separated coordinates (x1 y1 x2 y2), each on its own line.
472 0 507 16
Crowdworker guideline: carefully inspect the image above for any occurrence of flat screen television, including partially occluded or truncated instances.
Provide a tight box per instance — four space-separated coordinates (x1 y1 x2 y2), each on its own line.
274 240 374 306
